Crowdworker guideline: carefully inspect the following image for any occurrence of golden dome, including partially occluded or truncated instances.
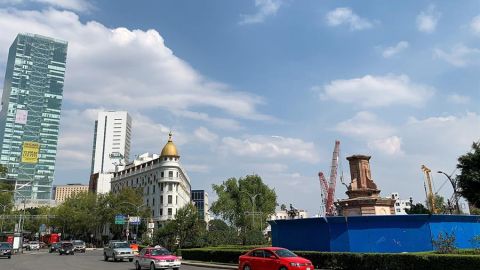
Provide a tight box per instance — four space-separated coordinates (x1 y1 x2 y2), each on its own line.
160 132 179 157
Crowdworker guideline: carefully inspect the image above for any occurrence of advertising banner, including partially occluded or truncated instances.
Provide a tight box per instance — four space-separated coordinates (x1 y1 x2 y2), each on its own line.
21 141 39 163
15 109 28 124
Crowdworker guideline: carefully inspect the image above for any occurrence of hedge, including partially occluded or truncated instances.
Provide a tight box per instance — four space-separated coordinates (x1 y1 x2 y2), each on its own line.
179 248 480 270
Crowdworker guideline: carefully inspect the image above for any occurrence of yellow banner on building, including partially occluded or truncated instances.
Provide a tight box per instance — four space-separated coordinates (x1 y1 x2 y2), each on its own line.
21 141 39 163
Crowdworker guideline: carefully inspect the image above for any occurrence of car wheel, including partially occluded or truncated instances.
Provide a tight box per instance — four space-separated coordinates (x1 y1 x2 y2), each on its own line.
279 267 287 270
72 252 75 255
8 256 11 259
129 258 133 262
150 262 156 270
104 253 108 261
113 254 117 262
244 265 251 270
135 261 141 270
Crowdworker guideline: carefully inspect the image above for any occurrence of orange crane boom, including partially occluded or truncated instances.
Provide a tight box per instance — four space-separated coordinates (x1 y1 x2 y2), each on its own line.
421 165 437 214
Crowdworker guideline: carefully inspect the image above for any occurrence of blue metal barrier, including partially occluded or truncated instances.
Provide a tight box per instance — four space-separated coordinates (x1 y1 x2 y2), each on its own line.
270 215 480 253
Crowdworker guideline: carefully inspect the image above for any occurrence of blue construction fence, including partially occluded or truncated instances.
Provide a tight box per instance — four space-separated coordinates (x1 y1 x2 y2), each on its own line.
269 215 480 253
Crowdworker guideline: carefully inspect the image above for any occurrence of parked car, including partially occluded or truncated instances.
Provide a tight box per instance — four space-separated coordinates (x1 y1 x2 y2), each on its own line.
238 247 313 270
59 242 75 255
133 246 180 270
104 240 134 262
0 242 12 259
72 240 86 253
49 242 62 253
26 241 40 251
39 241 47 249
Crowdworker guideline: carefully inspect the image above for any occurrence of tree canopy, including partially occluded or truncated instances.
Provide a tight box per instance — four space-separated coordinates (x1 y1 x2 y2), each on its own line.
457 142 480 208
210 174 276 244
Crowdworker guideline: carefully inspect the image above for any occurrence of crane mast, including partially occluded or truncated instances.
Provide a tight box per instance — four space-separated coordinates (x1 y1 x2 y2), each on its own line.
421 165 437 214
319 141 340 216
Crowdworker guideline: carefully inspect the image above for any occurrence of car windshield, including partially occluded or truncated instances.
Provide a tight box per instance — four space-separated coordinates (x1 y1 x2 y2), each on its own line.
73 240 84 245
62 243 73 248
150 248 171 256
275 249 297 258
30 241 39 244
0 242 11 248
113 242 129 248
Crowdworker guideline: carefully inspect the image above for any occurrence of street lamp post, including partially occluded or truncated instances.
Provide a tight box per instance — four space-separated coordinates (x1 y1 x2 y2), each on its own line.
437 171 460 214
240 190 261 230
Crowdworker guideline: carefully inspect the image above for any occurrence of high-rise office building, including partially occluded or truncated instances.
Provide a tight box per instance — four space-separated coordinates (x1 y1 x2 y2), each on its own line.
89 111 131 194
0 33 68 203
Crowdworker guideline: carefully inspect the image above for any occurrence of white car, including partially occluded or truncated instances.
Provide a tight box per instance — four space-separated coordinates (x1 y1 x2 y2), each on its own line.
27 241 40 250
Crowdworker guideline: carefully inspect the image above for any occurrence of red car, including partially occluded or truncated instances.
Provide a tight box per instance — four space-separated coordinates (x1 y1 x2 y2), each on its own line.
133 246 181 270
239 247 313 270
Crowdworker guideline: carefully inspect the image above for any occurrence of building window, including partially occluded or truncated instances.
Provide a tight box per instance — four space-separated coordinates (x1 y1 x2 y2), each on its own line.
396 209 401 212
168 208 172 216
160 196 163 204
168 183 172 191
153 198 155 206
160 208 163 216
152 210 155 217
160 183 163 191
168 171 173 178
168 195 172 204
161 172 164 178
176 195 178 205
176 172 179 177
153 185 155 193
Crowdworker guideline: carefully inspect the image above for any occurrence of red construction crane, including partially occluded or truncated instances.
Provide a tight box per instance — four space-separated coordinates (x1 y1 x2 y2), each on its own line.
319 140 340 216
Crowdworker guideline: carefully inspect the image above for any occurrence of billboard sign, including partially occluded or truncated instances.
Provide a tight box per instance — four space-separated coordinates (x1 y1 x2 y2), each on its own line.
15 109 28 124
21 141 39 163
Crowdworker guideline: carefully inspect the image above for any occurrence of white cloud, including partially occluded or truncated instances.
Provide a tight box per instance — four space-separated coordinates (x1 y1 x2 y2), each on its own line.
320 74 434 108
382 41 409 58
471 15 480 35
172 110 243 130
0 0 92 12
239 0 282 25
334 111 395 139
404 113 480 154
434 44 480 67
194 127 219 143
221 135 319 162
416 5 440 33
447 94 470 104
326 7 373 31
368 136 403 155
0 9 269 121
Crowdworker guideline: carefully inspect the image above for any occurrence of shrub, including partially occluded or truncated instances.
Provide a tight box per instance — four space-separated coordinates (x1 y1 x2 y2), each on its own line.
432 232 456 254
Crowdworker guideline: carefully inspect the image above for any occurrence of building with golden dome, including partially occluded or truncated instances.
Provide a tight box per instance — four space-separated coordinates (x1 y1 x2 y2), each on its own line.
110 133 192 225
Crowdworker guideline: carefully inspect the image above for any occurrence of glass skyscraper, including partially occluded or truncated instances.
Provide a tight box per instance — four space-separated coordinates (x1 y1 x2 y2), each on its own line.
0 33 68 203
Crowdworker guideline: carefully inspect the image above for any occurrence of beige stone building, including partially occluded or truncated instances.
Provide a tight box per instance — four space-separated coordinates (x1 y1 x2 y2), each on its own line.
54 184 89 203
335 155 395 216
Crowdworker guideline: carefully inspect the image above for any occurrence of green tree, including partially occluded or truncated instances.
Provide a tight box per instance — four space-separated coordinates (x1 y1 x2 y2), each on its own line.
211 174 277 244
206 219 240 246
457 142 480 208
154 203 205 250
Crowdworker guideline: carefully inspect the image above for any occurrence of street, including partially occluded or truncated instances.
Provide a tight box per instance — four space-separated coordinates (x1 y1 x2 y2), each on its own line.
0 250 219 270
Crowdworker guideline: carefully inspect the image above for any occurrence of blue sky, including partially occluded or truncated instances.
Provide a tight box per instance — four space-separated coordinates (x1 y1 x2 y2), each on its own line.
0 0 479 215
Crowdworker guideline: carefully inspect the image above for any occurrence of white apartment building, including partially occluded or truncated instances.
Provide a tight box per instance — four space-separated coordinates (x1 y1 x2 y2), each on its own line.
90 111 132 193
391 193 412 215
111 133 191 226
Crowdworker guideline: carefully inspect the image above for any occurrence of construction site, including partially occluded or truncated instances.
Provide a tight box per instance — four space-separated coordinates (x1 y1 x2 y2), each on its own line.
269 140 479 253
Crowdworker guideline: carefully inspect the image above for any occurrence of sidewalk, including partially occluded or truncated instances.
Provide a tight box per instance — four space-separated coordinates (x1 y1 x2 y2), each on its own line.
182 260 238 269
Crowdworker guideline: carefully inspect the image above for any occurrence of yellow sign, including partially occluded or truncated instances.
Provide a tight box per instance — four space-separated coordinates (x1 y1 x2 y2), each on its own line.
22 141 39 164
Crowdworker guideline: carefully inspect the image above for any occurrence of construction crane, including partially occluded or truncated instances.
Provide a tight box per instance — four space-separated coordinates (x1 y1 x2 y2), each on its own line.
319 140 340 216
421 165 437 214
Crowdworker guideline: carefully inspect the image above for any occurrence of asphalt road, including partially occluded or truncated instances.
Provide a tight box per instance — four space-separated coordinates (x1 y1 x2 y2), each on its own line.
0 249 216 270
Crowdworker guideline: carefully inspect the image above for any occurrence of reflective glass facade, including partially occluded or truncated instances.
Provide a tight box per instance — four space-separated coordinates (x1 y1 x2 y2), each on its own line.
0 33 68 202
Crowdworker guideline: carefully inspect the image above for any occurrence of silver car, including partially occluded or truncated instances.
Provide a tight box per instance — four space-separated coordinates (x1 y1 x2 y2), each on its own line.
104 241 134 262
27 241 40 251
